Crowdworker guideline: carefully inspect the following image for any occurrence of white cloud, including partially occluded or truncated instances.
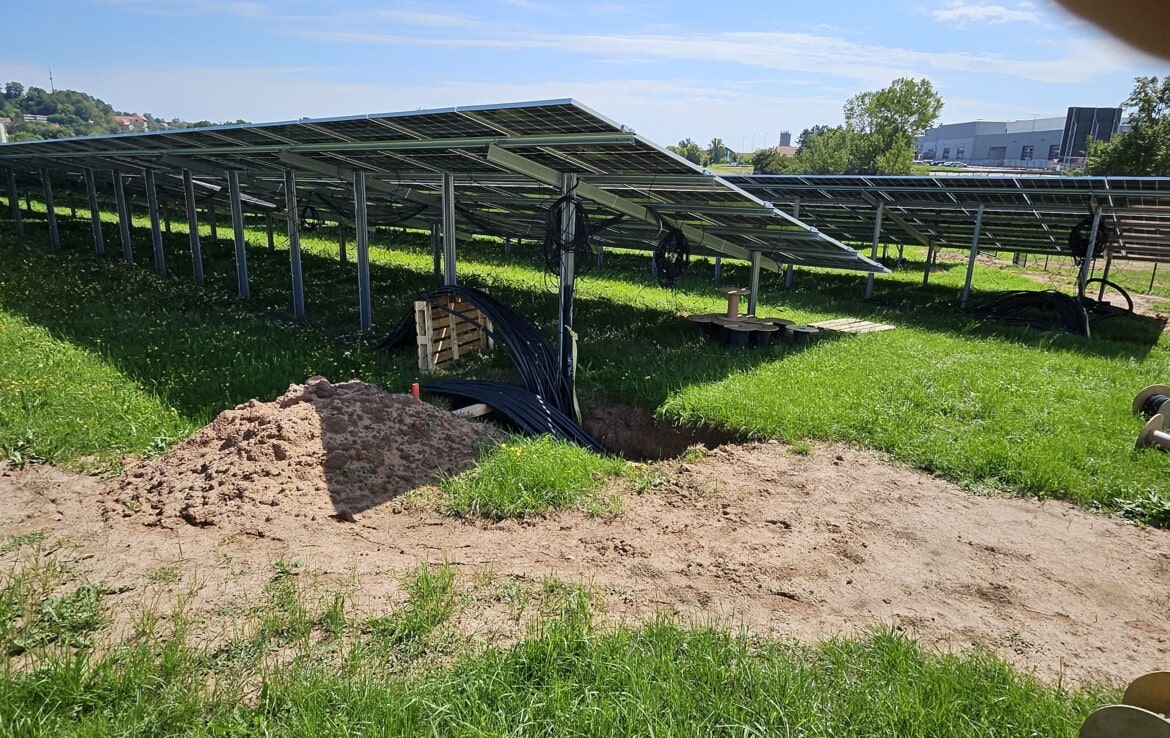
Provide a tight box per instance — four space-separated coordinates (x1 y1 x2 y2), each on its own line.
930 1 1039 27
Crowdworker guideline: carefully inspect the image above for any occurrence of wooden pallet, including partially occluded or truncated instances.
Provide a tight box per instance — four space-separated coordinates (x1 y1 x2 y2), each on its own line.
415 295 494 372
809 317 896 335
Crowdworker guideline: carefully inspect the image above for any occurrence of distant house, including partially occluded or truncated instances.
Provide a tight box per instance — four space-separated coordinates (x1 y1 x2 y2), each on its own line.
115 114 148 132
774 145 798 157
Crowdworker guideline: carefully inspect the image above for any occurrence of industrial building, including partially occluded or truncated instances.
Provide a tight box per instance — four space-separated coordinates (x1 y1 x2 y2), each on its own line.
915 107 1122 169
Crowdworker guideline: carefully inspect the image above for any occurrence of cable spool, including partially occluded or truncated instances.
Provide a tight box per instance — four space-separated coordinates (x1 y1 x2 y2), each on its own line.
1133 384 1170 420
1136 413 1170 452
299 204 324 232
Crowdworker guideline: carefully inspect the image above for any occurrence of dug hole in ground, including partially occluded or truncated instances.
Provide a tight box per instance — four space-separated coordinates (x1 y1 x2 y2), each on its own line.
1 375 1167 686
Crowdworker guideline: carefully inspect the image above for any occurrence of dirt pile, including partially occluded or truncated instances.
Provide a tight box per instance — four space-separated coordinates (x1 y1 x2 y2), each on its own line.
106 377 498 533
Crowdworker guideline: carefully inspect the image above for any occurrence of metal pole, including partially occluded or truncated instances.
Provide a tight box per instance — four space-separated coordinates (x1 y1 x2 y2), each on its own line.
182 170 204 287
713 256 722 283
163 204 171 234
228 170 248 298
113 171 133 263
266 212 275 252
441 171 457 285
504 235 511 256
866 202 884 299
284 170 305 319
747 250 762 315
84 169 104 255
1077 211 1102 296
40 169 60 252
785 263 795 288
959 204 985 309
4 169 21 237
923 241 934 285
1097 248 1113 301
338 223 348 265
430 223 441 284
145 169 165 276
209 205 218 241
354 170 371 332
1150 263 1159 294
558 172 580 422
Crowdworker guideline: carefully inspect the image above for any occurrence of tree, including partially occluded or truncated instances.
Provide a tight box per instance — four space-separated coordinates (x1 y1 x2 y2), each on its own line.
751 148 796 174
794 126 852 174
708 137 727 165
4 81 23 100
796 124 833 151
668 138 703 165
841 77 943 174
1087 76 1170 175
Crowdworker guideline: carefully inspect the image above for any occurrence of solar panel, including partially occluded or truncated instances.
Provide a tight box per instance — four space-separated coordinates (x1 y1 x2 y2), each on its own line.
729 174 1170 263
0 100 883 274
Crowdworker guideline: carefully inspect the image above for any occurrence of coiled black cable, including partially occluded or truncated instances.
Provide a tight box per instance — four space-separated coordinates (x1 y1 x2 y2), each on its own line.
542 194 592 277
652 228 689 288
1141 393 1170 420
970 290 1090 336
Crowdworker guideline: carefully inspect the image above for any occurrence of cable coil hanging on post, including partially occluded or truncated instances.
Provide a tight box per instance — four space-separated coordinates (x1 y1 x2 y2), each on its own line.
652 227 690 288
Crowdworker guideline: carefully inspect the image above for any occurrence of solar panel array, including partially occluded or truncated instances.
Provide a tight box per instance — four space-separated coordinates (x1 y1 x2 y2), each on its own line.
0 100 884 274
729 174 1170 263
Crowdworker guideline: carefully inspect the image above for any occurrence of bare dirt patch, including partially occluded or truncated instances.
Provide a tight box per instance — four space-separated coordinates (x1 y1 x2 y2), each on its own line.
2 379 1168 688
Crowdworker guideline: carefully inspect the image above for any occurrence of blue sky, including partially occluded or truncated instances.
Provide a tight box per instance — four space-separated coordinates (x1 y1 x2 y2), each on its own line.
4 0 1169 150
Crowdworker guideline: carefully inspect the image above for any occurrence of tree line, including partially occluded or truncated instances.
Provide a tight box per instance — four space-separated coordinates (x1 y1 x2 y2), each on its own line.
1 80 247 142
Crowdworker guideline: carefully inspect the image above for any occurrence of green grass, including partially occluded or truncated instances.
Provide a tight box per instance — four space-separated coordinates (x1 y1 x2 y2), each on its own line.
0 199 1168 525
0 548 1114 737
441 435 625 519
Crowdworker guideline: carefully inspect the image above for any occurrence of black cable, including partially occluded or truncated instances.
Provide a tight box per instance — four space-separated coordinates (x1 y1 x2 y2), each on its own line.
970 290 1089 336
652 228 689 288
299 203 323 232
1141 393 1170 420
1081 278 1134 313
542 194 592 277
421 379 602 452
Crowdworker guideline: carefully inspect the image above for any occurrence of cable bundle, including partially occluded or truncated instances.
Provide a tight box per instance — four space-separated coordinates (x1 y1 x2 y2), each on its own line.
970 290 1090 336
420 380 602 452
542 194 593 276
652 228 689 287
377 285 575 417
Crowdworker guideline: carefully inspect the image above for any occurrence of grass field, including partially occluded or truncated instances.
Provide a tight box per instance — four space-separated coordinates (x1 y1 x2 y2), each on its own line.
0 196 1160 734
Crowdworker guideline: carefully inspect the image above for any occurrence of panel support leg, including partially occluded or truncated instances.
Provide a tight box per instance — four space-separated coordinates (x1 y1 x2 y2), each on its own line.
923 241 935 285
558 173 580 422
441 171 457 286
354 171 372 332
84 169 104 255
229 170 249 298
747 250 762 315
1076 211 1102 297
866 202 884 299
431 223 441 284
145 169 165 276
284 170 305 319
113 171 133 263
4 169 21 237
40 169 60 252
959 204 985 309
183 170 205 287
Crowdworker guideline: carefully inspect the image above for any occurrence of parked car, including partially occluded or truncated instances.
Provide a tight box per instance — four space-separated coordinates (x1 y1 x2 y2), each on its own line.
943 161 968 167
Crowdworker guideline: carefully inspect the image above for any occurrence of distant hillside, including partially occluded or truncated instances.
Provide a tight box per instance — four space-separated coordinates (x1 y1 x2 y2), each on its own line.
0 80 247 142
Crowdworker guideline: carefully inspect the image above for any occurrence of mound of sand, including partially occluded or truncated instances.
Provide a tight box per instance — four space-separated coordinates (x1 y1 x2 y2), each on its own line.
107 377 499 533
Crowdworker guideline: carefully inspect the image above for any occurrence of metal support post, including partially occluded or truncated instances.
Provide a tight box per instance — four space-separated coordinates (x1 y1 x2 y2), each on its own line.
228 170 248 297
182 170 204 287
866 202 884 299
145 169 165 276
163 204 171 234
1150 263 1159 294
40 169 60 252
504 235 511 256
959 204 985 309
339 223 348 265
1097 248 1114 301
1077 211 1102 296
785 264 795 288
113 171 133 263
747 250 762 315
558 173 580 422
4 169 21 237
284 170 305 319
713 256 722 283
266 213 275 251
354 171 372 332
441 171 457 285
84 169 104 255
209 205 218 241
430 223 441 284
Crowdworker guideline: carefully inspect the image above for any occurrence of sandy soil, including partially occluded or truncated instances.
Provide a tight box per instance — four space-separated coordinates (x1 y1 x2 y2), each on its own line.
1 379 1167 689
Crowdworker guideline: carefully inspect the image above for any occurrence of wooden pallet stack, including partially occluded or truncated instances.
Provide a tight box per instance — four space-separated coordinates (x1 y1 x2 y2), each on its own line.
415 295 494 372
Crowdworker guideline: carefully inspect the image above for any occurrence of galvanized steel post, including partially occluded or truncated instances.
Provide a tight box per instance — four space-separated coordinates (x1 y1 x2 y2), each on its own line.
866 201 884 299
354 170 372 332
284 170 305 319
40 169 60 252
182 170 205 287
145 169 165 276
228 170 249 298
959 204 985 309
84 169 104 255
441 171 457 285
113 171 133 263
